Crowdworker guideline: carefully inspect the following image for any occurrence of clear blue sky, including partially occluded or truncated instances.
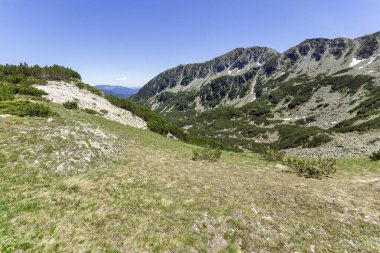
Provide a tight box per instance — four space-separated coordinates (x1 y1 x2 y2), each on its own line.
0 0 379 87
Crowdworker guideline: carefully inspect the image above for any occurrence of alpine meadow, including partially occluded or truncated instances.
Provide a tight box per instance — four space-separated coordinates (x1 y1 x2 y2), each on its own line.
0 1 379 252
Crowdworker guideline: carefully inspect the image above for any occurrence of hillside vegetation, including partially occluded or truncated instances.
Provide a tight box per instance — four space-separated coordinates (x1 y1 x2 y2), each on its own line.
0 63 220 150
166 73 380 155
0 63 85 117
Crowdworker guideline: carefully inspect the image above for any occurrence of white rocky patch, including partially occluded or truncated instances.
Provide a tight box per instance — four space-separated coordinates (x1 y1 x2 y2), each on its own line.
359 54 379 69
349 57 365 67
0 114 13 118
282 116 305 121
194 96 205 112
35 81 147 129
164 105 175 113
151 100 160 110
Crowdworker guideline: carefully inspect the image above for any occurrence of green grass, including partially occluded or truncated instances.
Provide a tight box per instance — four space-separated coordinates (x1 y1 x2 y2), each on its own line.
335 157 380 172
0 103 379 252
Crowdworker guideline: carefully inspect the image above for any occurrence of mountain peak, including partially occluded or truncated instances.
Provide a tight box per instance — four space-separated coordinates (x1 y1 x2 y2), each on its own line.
133 30 380 115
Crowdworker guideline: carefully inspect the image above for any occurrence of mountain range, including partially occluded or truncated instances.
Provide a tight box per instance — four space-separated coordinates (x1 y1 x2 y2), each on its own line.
132 31 380 155
0 32 379 253
95 85 139 98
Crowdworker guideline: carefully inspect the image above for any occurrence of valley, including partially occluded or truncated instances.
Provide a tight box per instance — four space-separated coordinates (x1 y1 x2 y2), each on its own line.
0 31 379 252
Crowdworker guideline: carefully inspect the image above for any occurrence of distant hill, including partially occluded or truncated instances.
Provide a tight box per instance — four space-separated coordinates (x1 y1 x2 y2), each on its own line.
95 85 139 98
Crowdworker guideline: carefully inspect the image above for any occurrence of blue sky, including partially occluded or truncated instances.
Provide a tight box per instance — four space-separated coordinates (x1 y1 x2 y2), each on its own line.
0 0 379 87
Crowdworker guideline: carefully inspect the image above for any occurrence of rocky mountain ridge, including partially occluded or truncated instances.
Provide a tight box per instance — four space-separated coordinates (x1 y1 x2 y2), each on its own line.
133 47 279 108
134 32 380 113
132 31 380 155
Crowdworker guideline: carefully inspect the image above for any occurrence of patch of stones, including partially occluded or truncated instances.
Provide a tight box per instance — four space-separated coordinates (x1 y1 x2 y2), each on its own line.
35 81 147 129
284 131 380 157
274 86 365 129
2 116 127 173
44 122 123 173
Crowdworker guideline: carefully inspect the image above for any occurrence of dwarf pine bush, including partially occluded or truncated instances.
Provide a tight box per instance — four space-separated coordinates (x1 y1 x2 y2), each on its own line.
284 157 337 178
261 148 285 162
83 108 98 114
192 147 222 162
0 100 50 117
369 151 380 161
63 101 79 110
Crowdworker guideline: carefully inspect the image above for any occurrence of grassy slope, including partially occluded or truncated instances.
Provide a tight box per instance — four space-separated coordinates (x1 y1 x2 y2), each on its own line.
0 103 379 252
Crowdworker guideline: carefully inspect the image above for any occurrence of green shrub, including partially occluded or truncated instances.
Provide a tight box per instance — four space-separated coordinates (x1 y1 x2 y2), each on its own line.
0 84 46 101
333 68 353 75
356 34 378 59
284 157 337 178
0 100 50 117
106 95 222 148
63 101 79 110
192 147 222 162
288 96 309 109
369 151 380 161
265 75 313 107
74 81 103 96
274 125 323 149
82 108 98 114
20 77 48 85
305 134 333 148
197 107 243 122
100 109 108 114
242 101 271 117
106 95 170 135
334 116 380 132
15 85 47 97
351 85 380 115
319 74 374 94
0 63 81 82
0 85 15 101
147 120 168 135
261 148 285 162
0 152 6 168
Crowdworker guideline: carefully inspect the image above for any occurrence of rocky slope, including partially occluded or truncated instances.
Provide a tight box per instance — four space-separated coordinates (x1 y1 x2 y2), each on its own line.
35 81 147 129
132 31 380 155
133 46 279 110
